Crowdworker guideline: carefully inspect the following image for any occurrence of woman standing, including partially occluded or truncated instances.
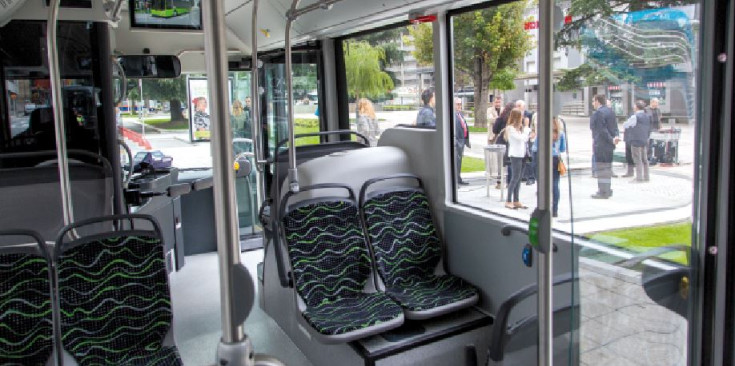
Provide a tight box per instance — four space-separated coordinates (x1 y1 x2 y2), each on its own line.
533 117 566 217
356 98 380 146
505 108 534 209
491 102 517 189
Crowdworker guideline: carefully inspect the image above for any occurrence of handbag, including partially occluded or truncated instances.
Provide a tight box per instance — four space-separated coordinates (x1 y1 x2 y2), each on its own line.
558 158 567 176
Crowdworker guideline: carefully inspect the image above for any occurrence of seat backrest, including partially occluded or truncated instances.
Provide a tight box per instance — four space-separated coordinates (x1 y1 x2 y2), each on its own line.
0 230 54 366
280 185 371 307
0 151 113 242
360 175 442 288
55 215 175 365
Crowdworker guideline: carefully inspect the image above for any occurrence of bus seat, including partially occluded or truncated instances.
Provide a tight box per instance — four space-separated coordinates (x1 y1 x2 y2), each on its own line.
54 215 182 365
0 151 113 242
280 184 404 343
0 230 56 366
359 174 479 320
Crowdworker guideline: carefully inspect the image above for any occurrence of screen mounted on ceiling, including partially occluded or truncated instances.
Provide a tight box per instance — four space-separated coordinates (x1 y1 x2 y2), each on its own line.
130 0 202 31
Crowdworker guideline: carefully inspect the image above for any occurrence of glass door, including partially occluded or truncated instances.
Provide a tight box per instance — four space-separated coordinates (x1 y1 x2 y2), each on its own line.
557 1 702 364
259 48 322 194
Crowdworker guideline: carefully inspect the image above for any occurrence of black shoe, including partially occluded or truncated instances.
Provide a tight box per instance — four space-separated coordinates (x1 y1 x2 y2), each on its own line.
591 192 610 199
552 212 558 218
458 180 470 186
526 179 535 185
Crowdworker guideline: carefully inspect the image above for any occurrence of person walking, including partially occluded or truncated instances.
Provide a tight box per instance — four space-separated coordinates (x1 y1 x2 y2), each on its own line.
505 108 534 209
454 98 471 185
590 94 619 199
624 100 652 182
416 87 436 128
356 98 381 146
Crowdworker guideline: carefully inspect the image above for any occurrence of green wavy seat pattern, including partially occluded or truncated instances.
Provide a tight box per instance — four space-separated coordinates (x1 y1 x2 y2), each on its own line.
363 189 477 311
0 253 53 366
57 235 182 365
283 200 402 335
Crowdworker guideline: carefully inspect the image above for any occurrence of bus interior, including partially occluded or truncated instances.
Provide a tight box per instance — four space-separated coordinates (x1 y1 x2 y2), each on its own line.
0 0 733 365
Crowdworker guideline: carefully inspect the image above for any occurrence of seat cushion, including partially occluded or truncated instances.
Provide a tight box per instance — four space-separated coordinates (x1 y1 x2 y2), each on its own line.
303 292 403 336
0 253 53 365
385 275 478 312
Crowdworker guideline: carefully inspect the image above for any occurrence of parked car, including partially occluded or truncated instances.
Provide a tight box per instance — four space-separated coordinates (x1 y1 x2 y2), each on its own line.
132 150 173 172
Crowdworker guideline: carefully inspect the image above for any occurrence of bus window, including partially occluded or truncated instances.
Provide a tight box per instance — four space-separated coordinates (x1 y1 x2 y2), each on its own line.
341 23 436 144
449 0 702 363
1 21 105 164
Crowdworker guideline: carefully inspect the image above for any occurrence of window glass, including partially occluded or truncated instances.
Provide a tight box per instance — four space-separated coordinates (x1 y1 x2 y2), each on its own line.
451 1 701 363
342 24 436 145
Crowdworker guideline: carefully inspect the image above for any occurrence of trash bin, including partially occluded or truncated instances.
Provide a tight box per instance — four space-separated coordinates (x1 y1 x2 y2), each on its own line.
650 128 680 165
484 144 506 201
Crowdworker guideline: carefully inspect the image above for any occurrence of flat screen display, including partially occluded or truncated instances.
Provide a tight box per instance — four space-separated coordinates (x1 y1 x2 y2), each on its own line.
130 0 202 31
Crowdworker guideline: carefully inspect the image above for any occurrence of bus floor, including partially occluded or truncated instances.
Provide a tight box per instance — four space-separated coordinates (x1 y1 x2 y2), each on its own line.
170 249 313 366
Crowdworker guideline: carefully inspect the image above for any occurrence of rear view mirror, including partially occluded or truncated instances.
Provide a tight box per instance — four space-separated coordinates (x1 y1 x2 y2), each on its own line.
118 55 181 78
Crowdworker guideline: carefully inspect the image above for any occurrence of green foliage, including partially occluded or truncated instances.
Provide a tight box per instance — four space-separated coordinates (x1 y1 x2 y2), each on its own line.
140 77 187 102
293 118 320 146
460 156 485 173
489 68 518 91
407 23 434 66
468 126 487 133
343 41 395 100
588 222 692 265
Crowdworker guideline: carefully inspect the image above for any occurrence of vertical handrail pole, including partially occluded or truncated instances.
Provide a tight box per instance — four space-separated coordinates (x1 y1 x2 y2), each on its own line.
202 0 246 346
47 0 75 228
537 0 554 365
250 0 267 212
286 0 301 193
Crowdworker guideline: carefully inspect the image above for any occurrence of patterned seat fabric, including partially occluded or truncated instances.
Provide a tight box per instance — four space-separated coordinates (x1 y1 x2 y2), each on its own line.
57 235 182 366
283 200 402 336
362 189 478 311
0 253 53 366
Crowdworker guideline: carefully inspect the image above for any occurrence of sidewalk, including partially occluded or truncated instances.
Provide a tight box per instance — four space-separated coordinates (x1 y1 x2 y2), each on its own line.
458 115 695 235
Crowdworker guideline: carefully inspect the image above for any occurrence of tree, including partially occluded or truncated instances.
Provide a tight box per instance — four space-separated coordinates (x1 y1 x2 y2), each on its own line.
139 77 188 121
343 40 395 118
410 3 533 128
555 0 697 91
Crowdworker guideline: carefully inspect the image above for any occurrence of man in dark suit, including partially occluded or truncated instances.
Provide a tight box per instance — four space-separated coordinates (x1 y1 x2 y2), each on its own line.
454 98 471 185
590 94 620 198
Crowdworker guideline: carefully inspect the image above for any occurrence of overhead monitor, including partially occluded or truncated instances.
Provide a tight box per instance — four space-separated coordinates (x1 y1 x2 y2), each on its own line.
129 0 202 31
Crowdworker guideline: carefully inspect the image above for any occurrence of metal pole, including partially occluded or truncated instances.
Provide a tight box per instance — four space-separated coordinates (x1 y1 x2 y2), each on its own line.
250 0 266 207
537 0 554 365
285 0 302 193
47 0 75 228
202 0 247 347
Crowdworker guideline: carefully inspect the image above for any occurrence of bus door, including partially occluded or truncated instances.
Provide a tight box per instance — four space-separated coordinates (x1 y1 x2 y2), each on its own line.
257 46 323 196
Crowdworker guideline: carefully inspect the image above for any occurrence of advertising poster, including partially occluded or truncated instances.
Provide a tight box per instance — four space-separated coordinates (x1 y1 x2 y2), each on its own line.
188 78 211 141
187 77 233 142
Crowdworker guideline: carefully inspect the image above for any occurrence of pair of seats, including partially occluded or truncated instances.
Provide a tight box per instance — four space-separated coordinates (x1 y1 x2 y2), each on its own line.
279 175 478 343
0 215 182 366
